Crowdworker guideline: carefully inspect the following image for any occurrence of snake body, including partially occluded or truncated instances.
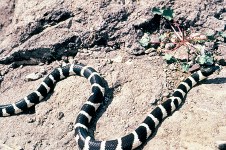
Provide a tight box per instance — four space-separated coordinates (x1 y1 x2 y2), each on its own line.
0 64 218 150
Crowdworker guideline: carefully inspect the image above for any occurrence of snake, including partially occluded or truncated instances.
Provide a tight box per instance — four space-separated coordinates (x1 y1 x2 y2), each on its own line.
0 63 219 150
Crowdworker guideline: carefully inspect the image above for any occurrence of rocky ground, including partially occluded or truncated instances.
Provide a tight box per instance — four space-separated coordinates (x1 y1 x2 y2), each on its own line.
0 0 225 150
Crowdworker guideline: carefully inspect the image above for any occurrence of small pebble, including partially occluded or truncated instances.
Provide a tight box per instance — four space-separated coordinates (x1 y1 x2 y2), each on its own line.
0 75 3 81
111 55 123 63
162 92 169 98
67 122 74 132
150 99 158 105
148 52 157 57
57 112 64 120
68 56 74 64
125 59 133 65
189 64 200 73
150 34 160 43
165 43 176 50
40 68 47 75
27 118 36 123
39 63 44 66
25 73 42 81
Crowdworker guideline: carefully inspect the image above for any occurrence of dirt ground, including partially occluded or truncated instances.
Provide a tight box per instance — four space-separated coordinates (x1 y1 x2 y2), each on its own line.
0 0 226 150
0 50 226 150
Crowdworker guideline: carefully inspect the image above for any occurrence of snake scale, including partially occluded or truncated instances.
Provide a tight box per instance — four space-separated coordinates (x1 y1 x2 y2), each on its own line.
0 63 219 150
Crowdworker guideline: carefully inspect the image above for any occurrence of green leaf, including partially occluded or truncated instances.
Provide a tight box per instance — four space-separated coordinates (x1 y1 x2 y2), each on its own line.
162 8 174 21
198 56 206 65
163 54 172 60
197 54 214 65
219 31 226 38
207 35 215 41
152 7 163 15
205 56 214 65
163 54 176 64
139 33 150 47
152 7 174 20
181 63 190 72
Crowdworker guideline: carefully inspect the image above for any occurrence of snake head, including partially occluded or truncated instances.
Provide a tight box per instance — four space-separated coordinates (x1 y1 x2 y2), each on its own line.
200 65 220 77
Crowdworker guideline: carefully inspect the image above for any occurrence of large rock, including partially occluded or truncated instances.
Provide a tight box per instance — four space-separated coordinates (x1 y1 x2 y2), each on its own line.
1 0 224 64
0 0 160 64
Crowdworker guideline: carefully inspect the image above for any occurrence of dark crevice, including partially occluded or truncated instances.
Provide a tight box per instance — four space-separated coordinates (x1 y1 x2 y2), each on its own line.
134 15 161 33
90 32 109 48
41 8 74 27
51 35 81 60
20 9 74 43
0 35 81 65
214 7 226 20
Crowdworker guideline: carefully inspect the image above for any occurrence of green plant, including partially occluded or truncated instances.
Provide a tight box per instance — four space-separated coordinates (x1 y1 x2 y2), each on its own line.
152 7 174 21
138 7 218 72
163 54 176 64
181 63 190 72
139 32 150 47
196 54 214 66
219 31 226 38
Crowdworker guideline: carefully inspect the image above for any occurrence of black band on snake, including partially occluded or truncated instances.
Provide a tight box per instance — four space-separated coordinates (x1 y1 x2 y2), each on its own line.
0 64 219 150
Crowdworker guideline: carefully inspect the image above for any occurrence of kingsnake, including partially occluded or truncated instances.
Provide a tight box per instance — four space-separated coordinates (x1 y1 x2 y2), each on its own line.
0 63 219 150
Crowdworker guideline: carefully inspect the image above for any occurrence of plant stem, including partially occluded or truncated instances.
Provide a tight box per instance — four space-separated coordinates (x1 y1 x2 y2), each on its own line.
170 24 183 41
175 23 183 39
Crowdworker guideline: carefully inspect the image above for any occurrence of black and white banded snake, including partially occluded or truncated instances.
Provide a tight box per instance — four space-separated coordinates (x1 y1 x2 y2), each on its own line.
0 63 220 150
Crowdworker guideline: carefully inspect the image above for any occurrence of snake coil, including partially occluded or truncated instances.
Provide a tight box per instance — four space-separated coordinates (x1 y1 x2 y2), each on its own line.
0 64 219 150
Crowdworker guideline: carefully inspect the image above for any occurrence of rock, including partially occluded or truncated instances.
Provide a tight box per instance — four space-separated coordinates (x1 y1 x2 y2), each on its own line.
150 34 160 48
0 1 225 150
148 51 157 57
129 43 146 55
186 11 200 26
67 122 74 132
162 92 170 98
204 42 215 52
0 0 174 64
57 112 64 120
39 68 47 75
168 64 177 70
27 118 36 123
189 64 200 72
150 34 160 44
165 43 176 50
168 45 188 61
150 98 158 105
0 140 24 150
218 45 226 56
0 0 223 64
0 75 3 82
111 55 123 63
190 33 201 38
145 48 156 54
170 34 180 43
125 59 133 65
25 72 42 81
